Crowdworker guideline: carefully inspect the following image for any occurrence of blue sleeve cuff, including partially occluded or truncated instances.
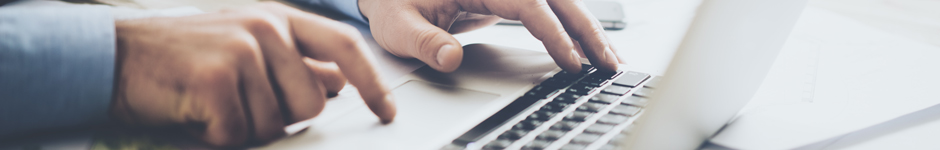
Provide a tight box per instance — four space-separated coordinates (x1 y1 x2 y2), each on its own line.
288 0 368 23
0 1 116 137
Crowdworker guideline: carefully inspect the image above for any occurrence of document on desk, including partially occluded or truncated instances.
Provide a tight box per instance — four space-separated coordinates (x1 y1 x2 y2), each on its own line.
709 7 940 149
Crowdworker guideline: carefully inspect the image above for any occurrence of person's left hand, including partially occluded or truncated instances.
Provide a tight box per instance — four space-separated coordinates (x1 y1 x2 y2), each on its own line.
359 0 626 73
110 2 395 147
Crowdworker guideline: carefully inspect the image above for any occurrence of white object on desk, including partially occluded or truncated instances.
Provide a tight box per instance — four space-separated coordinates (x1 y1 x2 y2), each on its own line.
709 6 940 149
795 103 940 150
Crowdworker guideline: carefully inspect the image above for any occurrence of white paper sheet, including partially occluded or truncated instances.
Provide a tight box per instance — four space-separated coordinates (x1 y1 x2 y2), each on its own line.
709 7 940 149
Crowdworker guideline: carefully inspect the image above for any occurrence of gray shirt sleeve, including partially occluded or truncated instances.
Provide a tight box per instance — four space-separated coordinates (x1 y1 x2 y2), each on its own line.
0 1 115 137
287 0 367 23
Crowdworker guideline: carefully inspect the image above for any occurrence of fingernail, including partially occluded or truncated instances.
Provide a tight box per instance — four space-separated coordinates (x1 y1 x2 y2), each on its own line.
437 44 456 67
379 94 397 124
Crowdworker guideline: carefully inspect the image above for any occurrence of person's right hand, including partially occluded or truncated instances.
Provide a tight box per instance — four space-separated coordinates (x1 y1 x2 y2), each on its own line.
109 2 395 147
359 0 626 73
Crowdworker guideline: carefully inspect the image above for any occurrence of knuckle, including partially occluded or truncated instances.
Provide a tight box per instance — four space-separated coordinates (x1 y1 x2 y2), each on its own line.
329 24 365 50
412 29 441 57
238 13 280 32
224 36 263 62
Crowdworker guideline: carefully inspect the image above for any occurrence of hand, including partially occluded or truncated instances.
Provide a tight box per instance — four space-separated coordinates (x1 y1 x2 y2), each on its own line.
109 2 395 147
359 0 625 73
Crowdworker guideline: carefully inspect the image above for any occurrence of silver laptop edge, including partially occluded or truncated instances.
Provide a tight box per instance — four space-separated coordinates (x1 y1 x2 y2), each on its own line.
623 0 808 149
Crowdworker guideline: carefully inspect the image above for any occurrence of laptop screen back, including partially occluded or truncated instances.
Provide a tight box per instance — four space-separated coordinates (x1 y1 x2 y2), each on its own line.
622 0 808 149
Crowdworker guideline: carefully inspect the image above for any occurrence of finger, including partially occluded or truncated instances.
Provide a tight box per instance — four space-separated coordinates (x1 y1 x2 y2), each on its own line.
548 0 619 71
241 10 327 123
606 37 627 64
285 9 397 124
204 106 248 147
458 0 582 72
572 38 587 58
303 57 346 96
234 36 287 143
595 19 627 64
373 9 464 72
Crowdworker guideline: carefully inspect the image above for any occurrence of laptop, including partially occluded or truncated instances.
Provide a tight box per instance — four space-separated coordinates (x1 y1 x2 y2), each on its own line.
261 0 808 149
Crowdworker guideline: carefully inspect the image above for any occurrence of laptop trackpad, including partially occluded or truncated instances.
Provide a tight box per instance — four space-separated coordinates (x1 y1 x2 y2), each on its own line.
300 80 499 149
388 80 500 125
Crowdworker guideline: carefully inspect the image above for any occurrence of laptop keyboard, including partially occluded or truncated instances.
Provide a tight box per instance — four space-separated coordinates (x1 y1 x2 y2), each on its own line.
447 64 657 150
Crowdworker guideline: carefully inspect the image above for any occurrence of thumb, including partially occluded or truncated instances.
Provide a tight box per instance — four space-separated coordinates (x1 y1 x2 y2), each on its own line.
373 10 463 72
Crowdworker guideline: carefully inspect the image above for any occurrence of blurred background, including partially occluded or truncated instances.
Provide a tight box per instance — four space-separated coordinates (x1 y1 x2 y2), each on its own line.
92 0 940 75
99 0 940 45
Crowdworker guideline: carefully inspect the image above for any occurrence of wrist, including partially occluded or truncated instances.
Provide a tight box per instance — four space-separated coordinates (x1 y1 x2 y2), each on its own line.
109 20 137 125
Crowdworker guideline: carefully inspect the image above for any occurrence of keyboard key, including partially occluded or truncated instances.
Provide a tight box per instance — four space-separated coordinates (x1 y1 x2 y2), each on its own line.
560 143 588 150
526 86 560 99
558 64 593 76
580 64 595 73
567 84 594 95
513 119 543 131
554 93 581 103
499 129 528 140
564 111 594 122
570 133 601 144
542 102 572 112
632 88 654 97
550 120 580 131
577 79 604 87
584 124 615 134
522 139 552 150
581 75 607 83
536 130 566 141
529 85 553 93
577 102 608 112
542 78 575 88
612 71 649 87
621 96 648 107
553 71 583 80
483 145 506 149
589 93 621 104
609 105 642 116
455 95 541 144
528 111 556 121
485 139 514 149
601 86 632 95
589 70 619 79
596 114 630 124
